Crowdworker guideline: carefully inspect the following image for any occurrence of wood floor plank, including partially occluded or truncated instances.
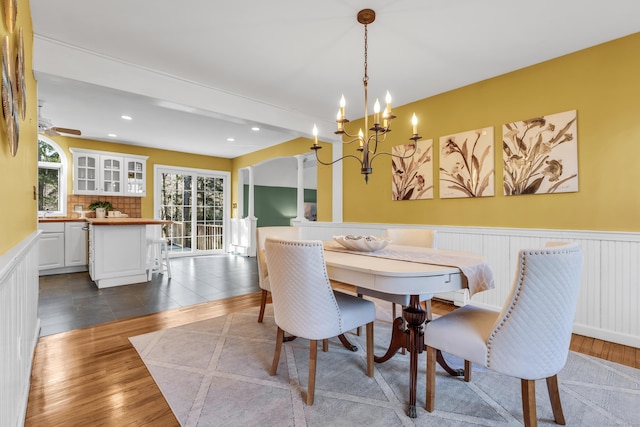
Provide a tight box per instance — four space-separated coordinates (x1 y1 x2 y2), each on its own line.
26 289 638 426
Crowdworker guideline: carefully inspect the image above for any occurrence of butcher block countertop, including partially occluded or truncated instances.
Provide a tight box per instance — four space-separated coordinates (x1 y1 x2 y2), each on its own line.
85 218 172 226
38 217 87 223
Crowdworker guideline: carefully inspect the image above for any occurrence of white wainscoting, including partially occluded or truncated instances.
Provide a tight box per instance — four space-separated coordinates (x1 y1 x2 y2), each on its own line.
228 218 257 257
0 231 41 427
292 221 640 349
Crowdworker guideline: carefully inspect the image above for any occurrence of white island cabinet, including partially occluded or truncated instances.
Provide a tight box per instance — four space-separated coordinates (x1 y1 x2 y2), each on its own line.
87 218 170 288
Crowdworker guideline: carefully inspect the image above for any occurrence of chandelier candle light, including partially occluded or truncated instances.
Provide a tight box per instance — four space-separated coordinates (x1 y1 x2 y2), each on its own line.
311 8 421 183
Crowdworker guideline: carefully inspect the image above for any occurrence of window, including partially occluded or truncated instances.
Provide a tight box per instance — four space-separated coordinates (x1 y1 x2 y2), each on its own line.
38 136 67 215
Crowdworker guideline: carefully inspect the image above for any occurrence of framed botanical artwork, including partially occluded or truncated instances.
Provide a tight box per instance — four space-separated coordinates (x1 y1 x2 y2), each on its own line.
439 127 494 198
2 35 19 157
503 110 578 195
16 27 26 120
391 139 433 200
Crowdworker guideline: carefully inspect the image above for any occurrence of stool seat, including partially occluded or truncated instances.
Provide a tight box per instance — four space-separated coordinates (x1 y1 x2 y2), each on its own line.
147 237 171 280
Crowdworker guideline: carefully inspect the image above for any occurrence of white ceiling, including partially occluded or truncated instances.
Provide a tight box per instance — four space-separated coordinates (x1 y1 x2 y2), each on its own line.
31 0 640 158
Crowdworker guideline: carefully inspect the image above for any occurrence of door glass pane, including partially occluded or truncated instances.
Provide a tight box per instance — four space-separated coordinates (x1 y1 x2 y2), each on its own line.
160 172 193 253
195 176 224 251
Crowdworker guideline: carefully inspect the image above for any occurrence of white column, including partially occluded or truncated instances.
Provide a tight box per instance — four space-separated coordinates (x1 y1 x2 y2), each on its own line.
247 166 256 220
293 155 307 222
332 142 343 223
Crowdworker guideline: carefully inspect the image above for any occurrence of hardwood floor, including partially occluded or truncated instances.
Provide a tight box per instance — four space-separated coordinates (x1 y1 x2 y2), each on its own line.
26 285 639 426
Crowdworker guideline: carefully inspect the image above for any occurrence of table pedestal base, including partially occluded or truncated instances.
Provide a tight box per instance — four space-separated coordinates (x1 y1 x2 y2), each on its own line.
372 296 464 418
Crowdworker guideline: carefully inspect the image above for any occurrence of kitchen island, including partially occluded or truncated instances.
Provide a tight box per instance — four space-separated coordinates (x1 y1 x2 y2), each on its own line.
86 218 171 288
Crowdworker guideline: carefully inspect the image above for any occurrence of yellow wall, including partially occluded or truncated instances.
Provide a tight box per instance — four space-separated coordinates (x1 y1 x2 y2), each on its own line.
47 136 233 218
340 32 640 232
0 0 38 255
230 137 333 222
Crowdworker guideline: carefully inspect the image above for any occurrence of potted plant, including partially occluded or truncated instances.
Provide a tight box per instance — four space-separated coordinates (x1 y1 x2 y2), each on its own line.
88 200 113 218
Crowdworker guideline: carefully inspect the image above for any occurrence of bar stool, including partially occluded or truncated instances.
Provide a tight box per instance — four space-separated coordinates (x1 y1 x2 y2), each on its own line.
147 237 171 280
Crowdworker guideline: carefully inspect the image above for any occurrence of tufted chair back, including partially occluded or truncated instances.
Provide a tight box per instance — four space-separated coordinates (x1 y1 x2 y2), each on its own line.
264 237 343 339
385 228 437 248
487 242 583 379
256 226 302 292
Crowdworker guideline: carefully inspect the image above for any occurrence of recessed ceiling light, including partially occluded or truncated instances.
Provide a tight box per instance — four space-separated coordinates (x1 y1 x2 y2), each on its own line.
121 115 132 120
108 133 117 137
226 138 235 142
251 126 260 131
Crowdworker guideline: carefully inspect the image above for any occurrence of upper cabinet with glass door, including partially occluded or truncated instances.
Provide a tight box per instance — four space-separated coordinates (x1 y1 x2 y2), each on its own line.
70 148 147 197
125 157 146 196
101 154 123 195
72 150 100 194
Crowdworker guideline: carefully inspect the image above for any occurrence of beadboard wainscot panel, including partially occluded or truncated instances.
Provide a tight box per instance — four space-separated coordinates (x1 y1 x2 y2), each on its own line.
0 231 41 427
293 221 640 348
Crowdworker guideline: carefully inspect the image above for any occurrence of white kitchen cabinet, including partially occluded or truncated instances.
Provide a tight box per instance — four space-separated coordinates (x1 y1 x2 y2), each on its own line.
39 223 65 270
70 148 147 197
65 222 89 266
124 157 146 196
72 151 100 194
39 221 89 275
100 155 124 195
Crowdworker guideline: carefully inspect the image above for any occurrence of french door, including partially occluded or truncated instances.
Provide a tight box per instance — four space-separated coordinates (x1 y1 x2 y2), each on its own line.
154 165 230 256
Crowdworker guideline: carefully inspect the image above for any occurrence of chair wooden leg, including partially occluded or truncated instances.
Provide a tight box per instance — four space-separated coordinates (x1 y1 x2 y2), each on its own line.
356 293 363 336
366 322 374 377
322 339 328 352
307 340 317 405
258 289 268 323
521 379 538 427
464 360 472 382
546 375 566 425
424 299 433 321
270 327 284 375
426 345 436 412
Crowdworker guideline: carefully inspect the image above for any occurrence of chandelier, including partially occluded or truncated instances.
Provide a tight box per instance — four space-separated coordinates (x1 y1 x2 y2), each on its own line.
311 8 421 183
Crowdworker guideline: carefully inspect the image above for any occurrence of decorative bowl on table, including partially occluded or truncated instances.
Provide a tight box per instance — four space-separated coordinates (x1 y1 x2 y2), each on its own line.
333 235 391 252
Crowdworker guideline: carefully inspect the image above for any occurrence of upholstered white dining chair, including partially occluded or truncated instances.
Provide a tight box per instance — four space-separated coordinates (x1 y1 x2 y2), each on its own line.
425 242 583 427
265 237 376 405
256 226 302 323
356 228 438 321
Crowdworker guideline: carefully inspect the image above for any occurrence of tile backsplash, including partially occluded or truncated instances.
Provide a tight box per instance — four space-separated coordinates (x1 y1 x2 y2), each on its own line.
67 195 142 218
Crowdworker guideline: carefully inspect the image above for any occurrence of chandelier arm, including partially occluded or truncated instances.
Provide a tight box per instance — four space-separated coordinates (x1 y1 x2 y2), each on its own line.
314 152 364 167
369 141 418 164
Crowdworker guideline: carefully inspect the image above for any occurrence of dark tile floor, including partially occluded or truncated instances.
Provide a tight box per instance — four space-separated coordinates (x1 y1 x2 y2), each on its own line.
38 254 260 337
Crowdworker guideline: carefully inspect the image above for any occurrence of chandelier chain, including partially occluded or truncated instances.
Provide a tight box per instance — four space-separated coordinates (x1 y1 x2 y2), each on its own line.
363 23 369 85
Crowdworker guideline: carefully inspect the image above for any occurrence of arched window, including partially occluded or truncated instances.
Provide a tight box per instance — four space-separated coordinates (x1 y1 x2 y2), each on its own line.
38 136 67 215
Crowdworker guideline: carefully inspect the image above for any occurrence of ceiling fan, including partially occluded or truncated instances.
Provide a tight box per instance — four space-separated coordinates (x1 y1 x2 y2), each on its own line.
37 102 82 136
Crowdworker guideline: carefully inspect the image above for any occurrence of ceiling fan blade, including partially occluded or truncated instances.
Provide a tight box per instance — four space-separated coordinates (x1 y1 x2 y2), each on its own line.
51 127 81 136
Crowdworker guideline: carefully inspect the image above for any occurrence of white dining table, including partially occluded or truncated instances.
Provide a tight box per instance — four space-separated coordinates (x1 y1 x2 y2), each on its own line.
323 243 492 418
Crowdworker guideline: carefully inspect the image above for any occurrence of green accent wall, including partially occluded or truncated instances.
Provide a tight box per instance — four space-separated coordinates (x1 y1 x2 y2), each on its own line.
243 185 317 227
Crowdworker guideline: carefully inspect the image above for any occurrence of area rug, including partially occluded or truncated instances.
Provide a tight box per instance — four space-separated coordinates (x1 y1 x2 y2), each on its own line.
130 304 640 426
